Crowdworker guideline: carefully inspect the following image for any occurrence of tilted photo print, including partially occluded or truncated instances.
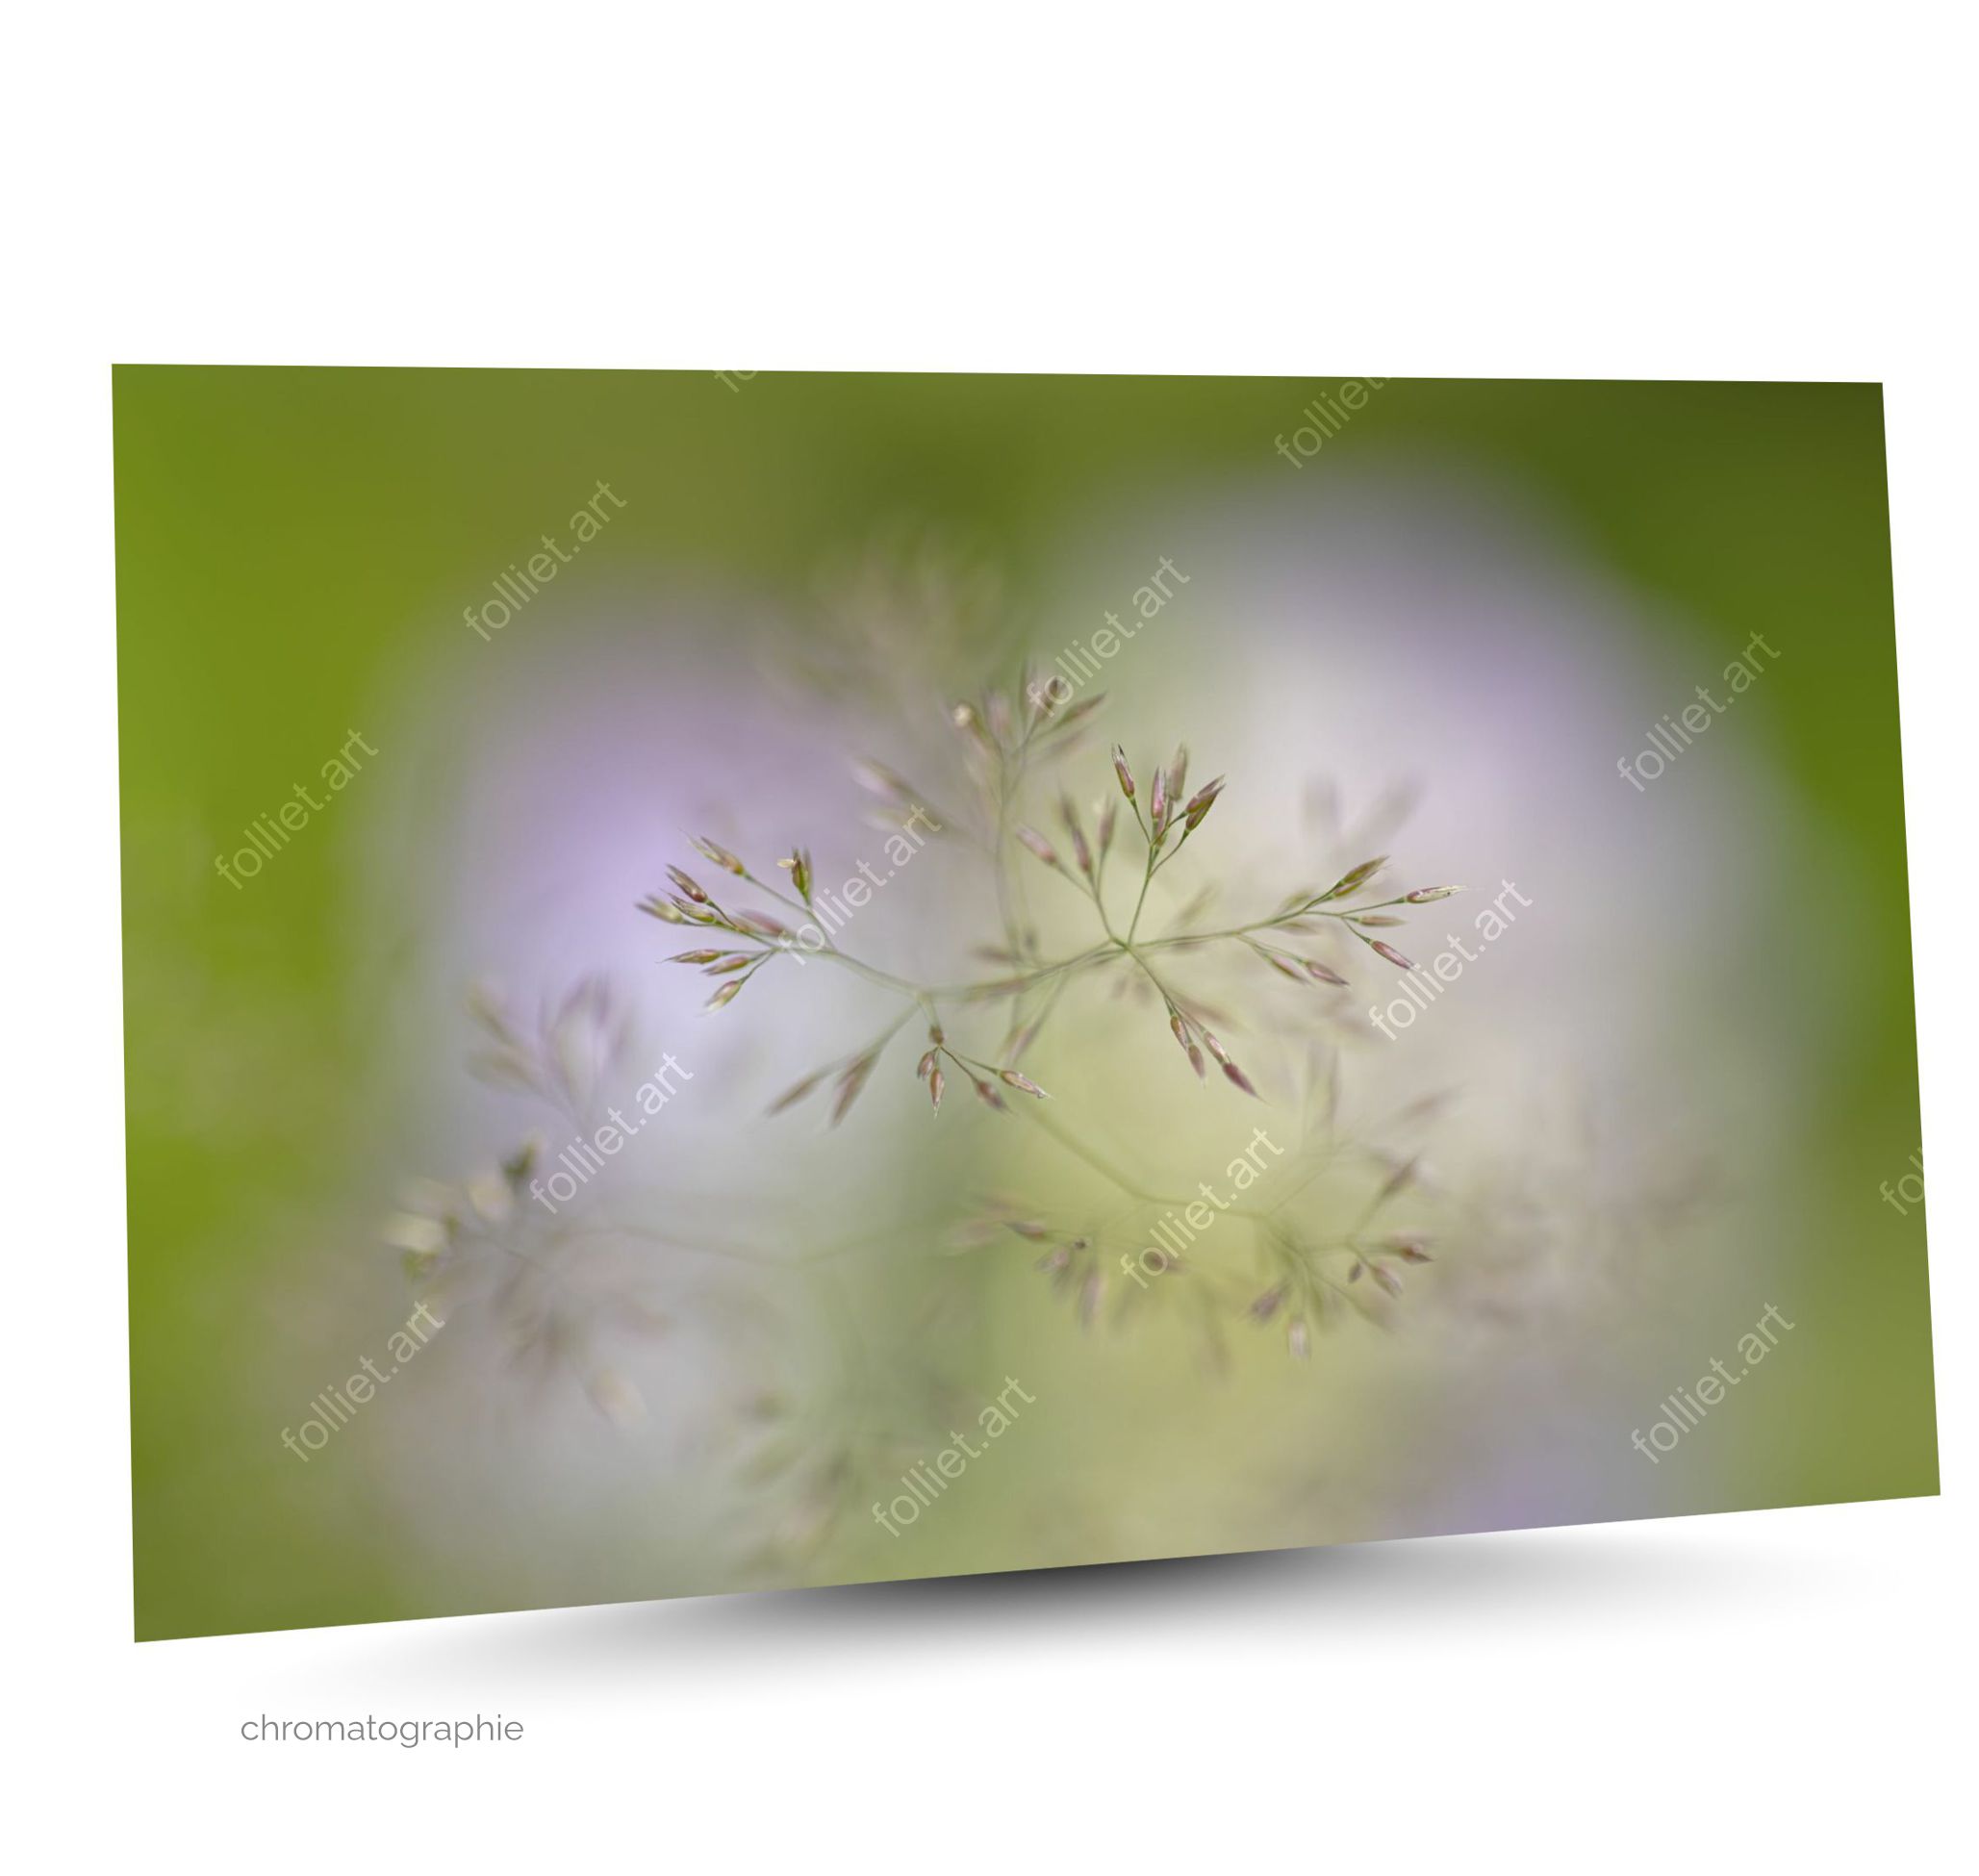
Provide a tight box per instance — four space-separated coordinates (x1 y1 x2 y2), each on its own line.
115 368 1936 1637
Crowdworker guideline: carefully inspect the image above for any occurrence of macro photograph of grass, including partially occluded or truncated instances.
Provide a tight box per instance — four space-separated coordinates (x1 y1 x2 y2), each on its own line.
114 368 1936 1638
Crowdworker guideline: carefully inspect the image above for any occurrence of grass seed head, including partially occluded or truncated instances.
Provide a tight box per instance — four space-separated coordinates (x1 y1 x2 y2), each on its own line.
767 1069 828 1115
1319 856 1387 901
830 1052 878 1126
852 760 916 807
775 848 814 900
1015 825 1061 870
1111 745 1136 801
1221 1059 1259 1098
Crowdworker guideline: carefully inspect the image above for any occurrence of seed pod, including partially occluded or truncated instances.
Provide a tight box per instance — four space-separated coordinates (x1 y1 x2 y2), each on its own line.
830 1052 878 1126
1050 694 1106 736
1015 825 1060 869
852 760 916 805
1318 856 1387 901
775 848 814 900
1111 744 1136 801
767 1069 828 1114
1375 1155 1419 1202
950 700 995 756
1060 795 1092 874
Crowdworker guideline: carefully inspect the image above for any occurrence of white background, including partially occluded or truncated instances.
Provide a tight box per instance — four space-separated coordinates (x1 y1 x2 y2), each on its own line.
4 3 1969 1867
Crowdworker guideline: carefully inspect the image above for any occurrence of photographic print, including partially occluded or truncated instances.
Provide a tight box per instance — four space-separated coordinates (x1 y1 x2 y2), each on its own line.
114 368 1937 1637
